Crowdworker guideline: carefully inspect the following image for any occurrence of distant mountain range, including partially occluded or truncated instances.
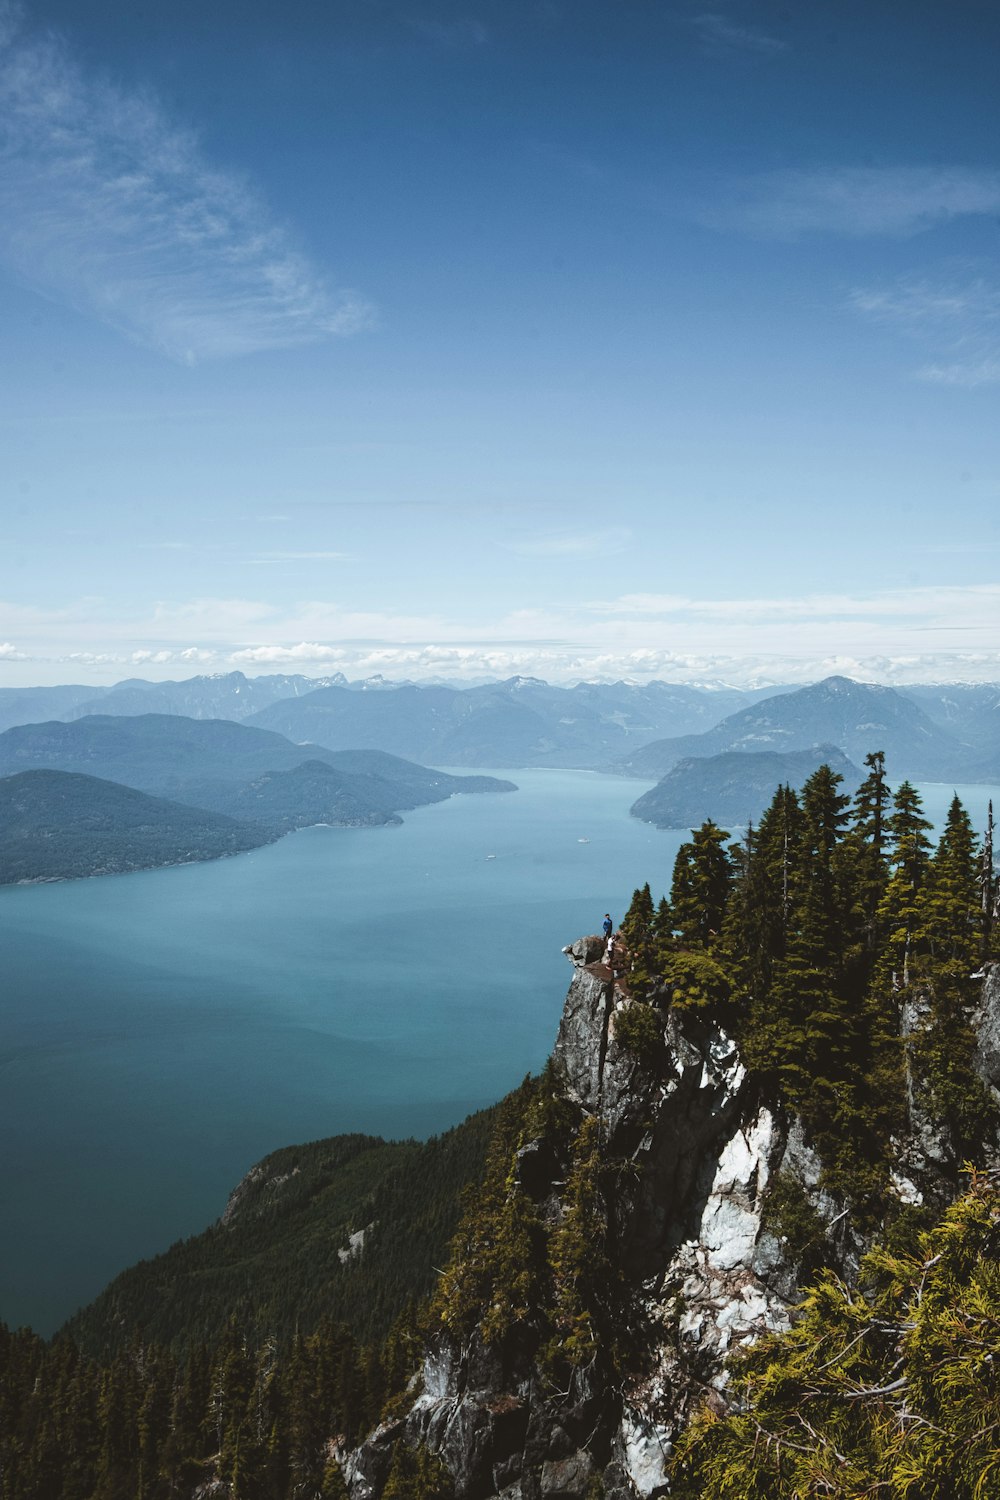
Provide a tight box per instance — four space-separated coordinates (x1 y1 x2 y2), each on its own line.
245 676 786 768
0 672 996 780
612 676 996 783
900 682 1000 756
0 770 271 884
630 745 863 831
0 718 515 880
0 671 350 733
0 672 786 762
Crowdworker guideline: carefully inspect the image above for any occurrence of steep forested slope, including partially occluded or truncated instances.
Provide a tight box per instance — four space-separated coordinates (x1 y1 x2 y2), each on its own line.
630 743 861 828
0 769 270 882
65 1107 499 1358
0 715 514 831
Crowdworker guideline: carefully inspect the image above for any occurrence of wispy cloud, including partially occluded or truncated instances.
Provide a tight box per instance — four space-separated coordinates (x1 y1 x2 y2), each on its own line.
4 582 1000 690
406 14 489 49
589 584 1000 627
0 3 374 361
690 13 788 57
7 638 1000 690
917 359 1000 388
503 528 632 559
247 551 352 564
696 167 1000 239
849 271 1000 387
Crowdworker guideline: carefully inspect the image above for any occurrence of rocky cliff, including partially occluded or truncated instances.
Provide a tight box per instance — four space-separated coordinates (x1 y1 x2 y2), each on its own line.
340 943 1000 1500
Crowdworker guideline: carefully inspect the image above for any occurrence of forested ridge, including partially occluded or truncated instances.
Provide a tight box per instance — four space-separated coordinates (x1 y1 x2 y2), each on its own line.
0 770 271 883
618 752 998 1212
0 1108 501 1499
66 1114 499 1358
1 753 998 1498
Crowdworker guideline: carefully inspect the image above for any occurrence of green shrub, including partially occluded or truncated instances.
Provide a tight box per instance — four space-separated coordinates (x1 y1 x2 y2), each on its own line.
612 1000 662 1061
663 951 731 1018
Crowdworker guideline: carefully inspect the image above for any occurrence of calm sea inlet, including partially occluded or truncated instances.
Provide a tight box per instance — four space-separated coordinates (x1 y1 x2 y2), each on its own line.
2 769 997 1335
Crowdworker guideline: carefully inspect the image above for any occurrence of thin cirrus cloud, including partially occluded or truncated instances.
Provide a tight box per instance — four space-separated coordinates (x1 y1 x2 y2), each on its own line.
690 13 788 57
503 528 632 558
246 551 353 564
587 584 1000 628
0 4 374 362
696 166 1000 239
849 272 1000 387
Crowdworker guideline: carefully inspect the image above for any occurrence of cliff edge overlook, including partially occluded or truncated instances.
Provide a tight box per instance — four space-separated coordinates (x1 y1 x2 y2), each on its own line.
341 938 1000 1500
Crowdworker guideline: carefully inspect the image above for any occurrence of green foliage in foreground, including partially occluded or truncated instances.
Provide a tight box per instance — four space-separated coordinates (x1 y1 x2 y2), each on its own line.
671 1171 1000 1500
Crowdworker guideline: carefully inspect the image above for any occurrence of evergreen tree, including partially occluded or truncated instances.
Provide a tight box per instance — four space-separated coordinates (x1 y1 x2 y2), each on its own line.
671 1174 1000 1500
876 780 933 988
652 894 673 968
619 883 655 987
981 799 996 958
846 749 891 953
765 767 856 1124
545 1117 614 1372
922 794 981 972
668 821 733 950
723 786 803 1007
383 1441 454 1500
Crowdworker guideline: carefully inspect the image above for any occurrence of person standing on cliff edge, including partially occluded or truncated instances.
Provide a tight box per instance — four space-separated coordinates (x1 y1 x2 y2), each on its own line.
602 913 613 944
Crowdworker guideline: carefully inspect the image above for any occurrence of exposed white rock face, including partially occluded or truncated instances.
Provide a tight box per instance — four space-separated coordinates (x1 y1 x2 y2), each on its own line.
219 1162 301 1227
341 947 1000 1500
337 1223 373 1264
974 963 1000 1106
701 1108 778 1275
620 1409 671 1495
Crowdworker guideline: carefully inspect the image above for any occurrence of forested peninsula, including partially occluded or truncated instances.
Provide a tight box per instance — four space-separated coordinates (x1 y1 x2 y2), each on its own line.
1 752 999 1499
0 721 515 884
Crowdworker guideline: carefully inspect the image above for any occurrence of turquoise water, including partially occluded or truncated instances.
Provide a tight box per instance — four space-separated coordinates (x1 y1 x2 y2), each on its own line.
1 770 996 1336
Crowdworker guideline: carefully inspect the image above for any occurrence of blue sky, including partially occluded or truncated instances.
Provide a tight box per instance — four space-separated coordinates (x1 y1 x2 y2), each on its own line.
2 0 1000 687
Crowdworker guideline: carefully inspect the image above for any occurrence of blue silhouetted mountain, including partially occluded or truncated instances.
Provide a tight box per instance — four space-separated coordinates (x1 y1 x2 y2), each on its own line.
0 715 515 833
0 672 781 750
0 684 108 734
899 682 1000 763
630 745 863 830
66 670 350 723
0 769 270 883
207 756 514 833
611 676 978 782
246 676 785 767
